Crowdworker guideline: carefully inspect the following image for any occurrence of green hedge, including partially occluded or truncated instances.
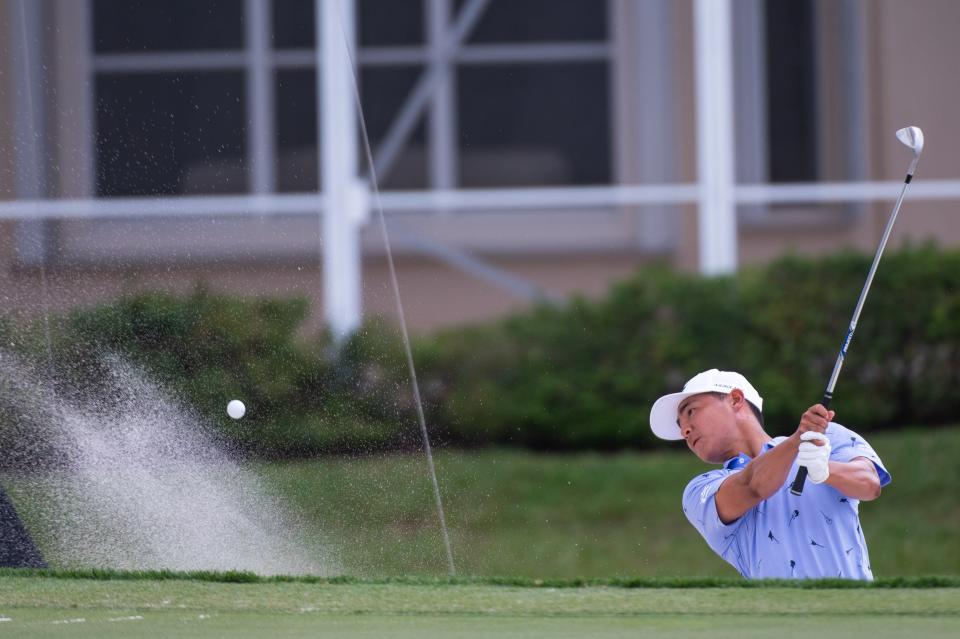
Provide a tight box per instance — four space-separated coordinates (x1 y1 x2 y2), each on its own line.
3 245 960 456
414 245 960 448
0 289 414 458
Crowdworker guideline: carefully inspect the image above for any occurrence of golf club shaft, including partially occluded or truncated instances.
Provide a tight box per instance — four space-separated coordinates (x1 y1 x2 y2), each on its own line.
789 175 913 496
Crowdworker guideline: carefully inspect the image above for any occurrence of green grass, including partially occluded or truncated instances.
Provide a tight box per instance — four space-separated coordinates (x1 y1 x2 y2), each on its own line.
0 577 957 638
3 612 957 639
252 426 960 577
2 428 955 637
4 427 958 578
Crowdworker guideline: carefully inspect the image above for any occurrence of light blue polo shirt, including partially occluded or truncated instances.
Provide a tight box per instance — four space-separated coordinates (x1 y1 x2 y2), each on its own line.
682 422 891 579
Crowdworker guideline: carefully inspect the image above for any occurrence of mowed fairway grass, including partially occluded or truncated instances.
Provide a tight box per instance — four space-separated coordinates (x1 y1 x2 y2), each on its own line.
0 576 958 638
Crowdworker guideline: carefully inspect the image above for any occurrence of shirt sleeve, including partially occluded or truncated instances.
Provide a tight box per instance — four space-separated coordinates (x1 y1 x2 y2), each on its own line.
682 469 742 554
828 423 892 487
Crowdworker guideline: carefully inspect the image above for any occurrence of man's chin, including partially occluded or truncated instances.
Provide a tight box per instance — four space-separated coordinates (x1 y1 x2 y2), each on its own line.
689 441 723 464
699 451 725 465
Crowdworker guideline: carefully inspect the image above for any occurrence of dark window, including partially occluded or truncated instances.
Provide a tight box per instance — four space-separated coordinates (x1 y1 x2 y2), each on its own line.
276 70 319 192
275 67 428 192
360 66 428 189
92 0 242 53
457 63 610 187
359 0 424 46
95 73 246 196
765 0 818 182
455 0 607 43
272 0 315 49
275 0 425 49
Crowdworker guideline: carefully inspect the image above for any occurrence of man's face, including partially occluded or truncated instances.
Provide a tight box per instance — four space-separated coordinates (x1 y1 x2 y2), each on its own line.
676 392 738 463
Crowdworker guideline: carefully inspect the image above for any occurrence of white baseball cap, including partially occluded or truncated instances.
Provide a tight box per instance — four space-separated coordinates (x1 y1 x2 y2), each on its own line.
649 369 764 441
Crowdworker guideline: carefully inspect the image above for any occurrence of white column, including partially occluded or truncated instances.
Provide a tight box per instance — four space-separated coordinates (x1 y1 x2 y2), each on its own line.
246 0 276 194
694 0 737 274
318 0 363 337
732 0 768 223
11 0 51 265
53 0 95 199
612 0 677 252
839 0 868 184
427 0 457 190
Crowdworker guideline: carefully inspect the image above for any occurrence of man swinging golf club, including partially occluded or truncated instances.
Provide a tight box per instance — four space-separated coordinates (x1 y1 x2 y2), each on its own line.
647 127 923 579
649 369 890 579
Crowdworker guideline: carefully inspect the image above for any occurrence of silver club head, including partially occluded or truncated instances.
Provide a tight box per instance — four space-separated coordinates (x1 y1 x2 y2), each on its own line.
896 126 924 176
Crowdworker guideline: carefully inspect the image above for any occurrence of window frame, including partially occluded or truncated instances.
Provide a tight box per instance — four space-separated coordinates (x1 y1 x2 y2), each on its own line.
85 0 616 197
734 0 869 227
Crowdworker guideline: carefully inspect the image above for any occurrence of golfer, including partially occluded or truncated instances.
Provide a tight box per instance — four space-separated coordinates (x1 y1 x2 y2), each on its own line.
649 369 890 579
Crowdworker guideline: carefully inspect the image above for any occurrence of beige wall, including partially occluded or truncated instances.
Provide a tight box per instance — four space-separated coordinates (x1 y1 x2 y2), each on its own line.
872 0 960 248
364 253 647 331
0 236 646 333
873 0 959 182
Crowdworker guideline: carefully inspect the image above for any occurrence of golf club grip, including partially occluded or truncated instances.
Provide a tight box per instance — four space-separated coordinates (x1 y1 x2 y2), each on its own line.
790 467 808 496
790 392 833 496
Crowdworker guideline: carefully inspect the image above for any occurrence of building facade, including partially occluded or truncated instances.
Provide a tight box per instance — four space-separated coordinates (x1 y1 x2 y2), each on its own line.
1 0 959 331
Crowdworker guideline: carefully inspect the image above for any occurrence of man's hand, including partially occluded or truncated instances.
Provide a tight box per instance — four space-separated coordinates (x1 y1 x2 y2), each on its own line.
797 404 834 435
797 432 832 484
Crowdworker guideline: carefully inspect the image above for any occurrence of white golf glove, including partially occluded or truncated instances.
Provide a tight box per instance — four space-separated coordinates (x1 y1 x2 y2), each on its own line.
797 432 832 484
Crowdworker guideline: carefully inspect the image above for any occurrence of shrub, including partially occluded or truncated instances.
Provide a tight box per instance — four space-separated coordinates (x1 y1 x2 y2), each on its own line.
412 268 742 448
417 245 960 448
50 289 408 457
4 245 959 456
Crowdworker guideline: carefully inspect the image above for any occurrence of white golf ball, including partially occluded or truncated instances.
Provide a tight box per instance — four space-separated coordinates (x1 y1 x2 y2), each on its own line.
227 399 246 420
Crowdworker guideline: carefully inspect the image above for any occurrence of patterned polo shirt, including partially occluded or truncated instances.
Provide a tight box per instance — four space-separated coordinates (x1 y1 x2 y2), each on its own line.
682 422 891 579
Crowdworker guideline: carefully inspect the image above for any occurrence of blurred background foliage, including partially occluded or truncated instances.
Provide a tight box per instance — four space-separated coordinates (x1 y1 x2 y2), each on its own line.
3 244 959 457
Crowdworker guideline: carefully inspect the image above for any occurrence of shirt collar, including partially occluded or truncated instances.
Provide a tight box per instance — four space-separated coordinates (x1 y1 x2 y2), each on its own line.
724 454 751 470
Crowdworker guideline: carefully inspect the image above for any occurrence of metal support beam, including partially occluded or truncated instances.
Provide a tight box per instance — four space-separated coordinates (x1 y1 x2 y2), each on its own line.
694 0 737 274
319 0 364 337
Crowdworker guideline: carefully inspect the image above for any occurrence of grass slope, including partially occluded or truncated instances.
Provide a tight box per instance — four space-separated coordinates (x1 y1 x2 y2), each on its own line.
4 427 957 578
254 426 959 577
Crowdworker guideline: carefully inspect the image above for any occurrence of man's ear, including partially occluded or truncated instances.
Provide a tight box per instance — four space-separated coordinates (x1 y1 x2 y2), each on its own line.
729 389 746 411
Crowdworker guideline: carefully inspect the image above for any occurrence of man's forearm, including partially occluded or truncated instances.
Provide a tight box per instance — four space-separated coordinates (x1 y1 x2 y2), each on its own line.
740 434 801 499
825 458 882 501
717 437 803 524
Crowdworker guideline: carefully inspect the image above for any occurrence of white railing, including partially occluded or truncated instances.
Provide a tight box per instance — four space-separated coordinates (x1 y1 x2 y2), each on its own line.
2 179 960 220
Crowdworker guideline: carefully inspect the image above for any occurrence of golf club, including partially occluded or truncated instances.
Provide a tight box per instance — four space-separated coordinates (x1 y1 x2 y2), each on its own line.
790 125 925 496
